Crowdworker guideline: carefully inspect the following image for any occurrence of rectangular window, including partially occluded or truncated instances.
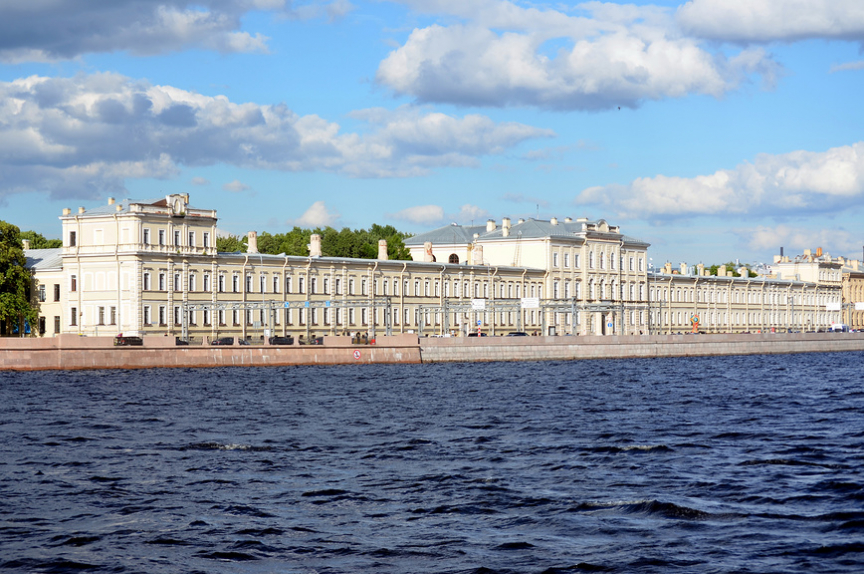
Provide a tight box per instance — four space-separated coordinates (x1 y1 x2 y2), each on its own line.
69 231 77 247
564 253 570 268
361 279 367 296
159 273 166 291
54 316 60 334
286 276 292 294
233 275 239 293
143 306 151 325
260 275 266 294
174 306 181 326
38 284 46 302
298 277 305 294
143 272 151 291
143 229 150 244
203 232 210 248
273 276 279 293
54 284 60 302
217 274 224 292
203 309 211 326
174 273 181 292
110 307 116 325
174 230 181 245
553 252 559 267
71 307 78 326
158 306 166 326
188 231 195 247
71 274 77 292
189 274 196 292
158 230 166 245
98 307 105 325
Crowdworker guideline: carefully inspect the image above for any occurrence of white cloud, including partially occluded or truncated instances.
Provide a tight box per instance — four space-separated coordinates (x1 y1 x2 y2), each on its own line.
0 73 551 202
576 142 864 219
289 201 340 227
677 0 864 44
830 60 864 73
223 179 250 192
387 205 446 225
376 0 778 110
741 224 863 257
0 0 354 61
191 177 210 185
451 204 490 223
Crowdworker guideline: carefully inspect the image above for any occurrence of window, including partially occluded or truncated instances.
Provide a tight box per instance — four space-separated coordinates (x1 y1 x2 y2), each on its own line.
323 278 329 295
260 275 266 293
143 229 150 244
218 274 225 292
69 231 76 247
233 275 239 293
564 253 570 268
589 252 594 269
38 285 46 302
174 230 181 245
600 253 605 269
203 309 211 326
54 316 60 334
188 231 195 246
449 254 459 264
174 306 181 325
610 254 615 270
311 278 317 294
286 276 292 294
71 274 77 292
348 278 354 295
553 252 559 267
158 306 166 326
174 273 181 291
158 230 166 245
273 276 279 293
158 273 166 291
98 307 105 325
203 232 210 248
298 277 305 294
71 307 78 326
639 258 644 272
143 306 151 325
143 272 151 291
189 274 196 292
110 307 116 325
246 275 253 293
574 254 581 268
629 257 634 271
54 284 60 302
361 279 367 296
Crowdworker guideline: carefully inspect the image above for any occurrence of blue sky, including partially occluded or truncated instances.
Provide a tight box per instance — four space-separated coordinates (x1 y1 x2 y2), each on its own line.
1 0 863 266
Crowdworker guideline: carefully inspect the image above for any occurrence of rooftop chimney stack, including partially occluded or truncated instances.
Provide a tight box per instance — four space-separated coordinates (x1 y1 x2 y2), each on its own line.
247 231 258 254
378 239 388 260
309 234 322 257
108 197 115 205
486 219 496 232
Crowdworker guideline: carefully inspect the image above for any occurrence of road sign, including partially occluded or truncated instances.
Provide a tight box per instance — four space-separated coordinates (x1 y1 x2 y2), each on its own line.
353 350 361 360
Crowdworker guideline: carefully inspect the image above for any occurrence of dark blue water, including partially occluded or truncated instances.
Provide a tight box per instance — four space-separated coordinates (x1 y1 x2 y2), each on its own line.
2 353 864 573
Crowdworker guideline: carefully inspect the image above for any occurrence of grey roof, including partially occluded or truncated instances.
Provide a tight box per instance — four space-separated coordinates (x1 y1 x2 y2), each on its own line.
25 248 63 270
406 218 649 246
67 197 208 217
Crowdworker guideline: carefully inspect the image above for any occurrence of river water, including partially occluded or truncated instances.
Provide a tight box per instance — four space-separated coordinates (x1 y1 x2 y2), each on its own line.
1 353 863 573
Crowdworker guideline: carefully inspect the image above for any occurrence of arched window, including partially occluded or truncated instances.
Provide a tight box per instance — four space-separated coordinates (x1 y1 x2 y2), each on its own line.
449 253 459 264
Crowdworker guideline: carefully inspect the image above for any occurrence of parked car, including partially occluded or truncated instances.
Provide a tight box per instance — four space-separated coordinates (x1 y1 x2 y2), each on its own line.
269 336 294 345
467 332 488 337
506 332 529 336
211 337 250 345
114 335 143 346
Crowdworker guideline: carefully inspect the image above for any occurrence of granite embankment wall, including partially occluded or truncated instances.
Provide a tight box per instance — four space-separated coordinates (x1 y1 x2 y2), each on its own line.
419 332 864 363
0 334 421 371
2 333 864 371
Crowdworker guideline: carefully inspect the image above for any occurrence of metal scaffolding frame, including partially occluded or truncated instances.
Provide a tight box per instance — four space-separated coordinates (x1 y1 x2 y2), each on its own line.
181 297 393 341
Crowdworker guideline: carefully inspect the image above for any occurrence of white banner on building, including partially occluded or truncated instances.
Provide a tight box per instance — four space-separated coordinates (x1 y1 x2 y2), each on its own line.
521 297 540 309
856 302 864 311
471 299 486 310
825 302 842 311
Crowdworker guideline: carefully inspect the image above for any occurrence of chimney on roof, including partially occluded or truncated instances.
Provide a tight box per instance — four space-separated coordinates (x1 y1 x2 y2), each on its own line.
116 204 122 212
309 234 322 257
378 239 388 260
486 219 496 232
517 218 525 224
550 217 558 225
816 247 823 257
78 207 85 214
22 239 30 250
502 217 511 229
247 231 258 254
564 217 572 223
62 208 71 216
680 262 688 275
108 197 115 205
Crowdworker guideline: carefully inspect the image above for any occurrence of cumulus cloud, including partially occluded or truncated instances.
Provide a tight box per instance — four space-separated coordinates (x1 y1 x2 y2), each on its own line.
0 73 551 202
677 0 864 45
576 142 864 219
387 205 446 225
741 224 864 256
0 0 352 62
223 179 251 192
191 177 210 185
830 60 864 73
376 0 778 110
289 200 340 227
451 204 490 223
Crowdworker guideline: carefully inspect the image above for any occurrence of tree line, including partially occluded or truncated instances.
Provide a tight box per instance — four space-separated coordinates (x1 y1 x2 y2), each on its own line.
216 224 413 260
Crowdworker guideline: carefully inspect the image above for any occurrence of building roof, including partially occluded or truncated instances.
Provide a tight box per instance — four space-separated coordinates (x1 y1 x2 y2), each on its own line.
405 218 649 246
24 248 63 270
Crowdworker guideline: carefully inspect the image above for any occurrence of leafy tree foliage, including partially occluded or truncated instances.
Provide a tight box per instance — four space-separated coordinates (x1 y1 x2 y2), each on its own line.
19 230 62 249
709 261 758 278
0 220 38 336
216 234 247 253
245 225 412 260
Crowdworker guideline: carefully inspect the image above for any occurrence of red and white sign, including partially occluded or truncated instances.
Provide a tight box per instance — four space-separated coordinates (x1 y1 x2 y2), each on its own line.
353 350 361 360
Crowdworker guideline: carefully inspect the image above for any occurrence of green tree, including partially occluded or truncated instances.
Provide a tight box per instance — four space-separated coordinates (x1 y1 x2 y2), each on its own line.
20 230 62 249
0 220 38 336
216 234 247 253
709 261 757 278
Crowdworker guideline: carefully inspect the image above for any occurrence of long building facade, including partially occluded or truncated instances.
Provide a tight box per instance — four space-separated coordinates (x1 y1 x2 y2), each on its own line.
22 194 848 340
